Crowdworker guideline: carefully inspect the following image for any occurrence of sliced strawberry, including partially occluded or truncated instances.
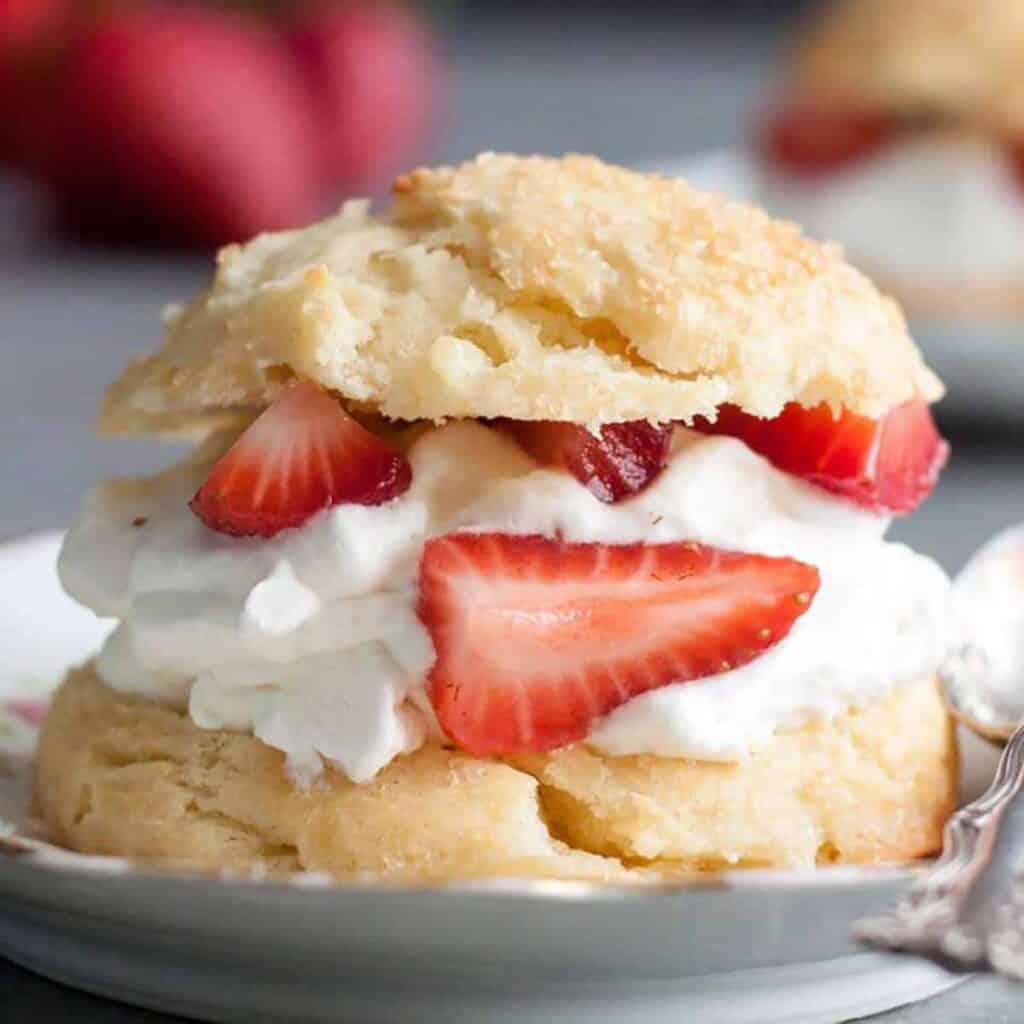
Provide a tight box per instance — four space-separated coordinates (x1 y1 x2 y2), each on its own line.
692 400 947 515
189 381 411 538
419 533 819 756
758 101 895 176
496 420 673 503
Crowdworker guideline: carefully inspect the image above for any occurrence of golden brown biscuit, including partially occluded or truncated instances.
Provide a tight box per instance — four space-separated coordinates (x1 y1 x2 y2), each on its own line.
99 154 939 436
794 0 1024 132
34 666 955 880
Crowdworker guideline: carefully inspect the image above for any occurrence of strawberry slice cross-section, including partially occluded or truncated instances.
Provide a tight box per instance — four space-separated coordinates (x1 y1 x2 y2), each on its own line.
189 381 412 538
692 400 948 515
418 533 820 756
496 419 673 503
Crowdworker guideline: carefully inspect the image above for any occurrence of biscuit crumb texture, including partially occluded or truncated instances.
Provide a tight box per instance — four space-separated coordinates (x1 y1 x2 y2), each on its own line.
100 154 940 434
795 0 1024 131
35 666 955 881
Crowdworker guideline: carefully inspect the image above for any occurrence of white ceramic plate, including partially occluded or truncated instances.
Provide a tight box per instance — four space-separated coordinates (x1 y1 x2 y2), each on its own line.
0 533 986 1024
650 149 1024 425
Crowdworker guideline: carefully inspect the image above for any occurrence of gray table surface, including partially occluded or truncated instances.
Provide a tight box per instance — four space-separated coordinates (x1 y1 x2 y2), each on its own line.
2 12 1023 1021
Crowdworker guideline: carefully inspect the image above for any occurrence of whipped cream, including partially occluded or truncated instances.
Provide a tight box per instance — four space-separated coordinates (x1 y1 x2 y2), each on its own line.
59 422 951 782
760 135 1024 285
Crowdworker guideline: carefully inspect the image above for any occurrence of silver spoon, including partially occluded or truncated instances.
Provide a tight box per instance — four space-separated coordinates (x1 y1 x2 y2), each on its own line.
856 524 1024 978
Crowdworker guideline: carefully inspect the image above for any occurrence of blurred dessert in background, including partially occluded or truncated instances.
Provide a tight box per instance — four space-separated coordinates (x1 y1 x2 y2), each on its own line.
756 0 1024 320
0 0 442 247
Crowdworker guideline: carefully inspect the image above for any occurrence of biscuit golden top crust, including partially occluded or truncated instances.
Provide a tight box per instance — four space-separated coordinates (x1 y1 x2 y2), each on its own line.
794 0 1024 131
101 154 941 434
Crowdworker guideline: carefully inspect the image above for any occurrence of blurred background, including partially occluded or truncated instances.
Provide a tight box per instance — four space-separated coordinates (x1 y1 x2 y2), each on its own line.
2 0 1022 571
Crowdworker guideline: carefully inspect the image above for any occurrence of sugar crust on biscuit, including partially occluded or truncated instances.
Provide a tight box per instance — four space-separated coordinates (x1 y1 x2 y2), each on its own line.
100 154 940 435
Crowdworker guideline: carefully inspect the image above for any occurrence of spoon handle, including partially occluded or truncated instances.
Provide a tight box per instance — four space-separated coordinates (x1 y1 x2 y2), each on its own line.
856 720 1024 975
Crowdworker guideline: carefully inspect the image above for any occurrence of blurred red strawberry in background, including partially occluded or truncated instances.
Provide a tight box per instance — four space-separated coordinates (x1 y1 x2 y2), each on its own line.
0 0 66 64
0 0 444 248
0 0 72 162
49 6 326 246
286 1 440 191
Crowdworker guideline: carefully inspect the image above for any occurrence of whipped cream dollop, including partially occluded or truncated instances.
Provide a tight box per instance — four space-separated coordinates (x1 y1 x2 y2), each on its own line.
59 422 951 782
760 135 1024 285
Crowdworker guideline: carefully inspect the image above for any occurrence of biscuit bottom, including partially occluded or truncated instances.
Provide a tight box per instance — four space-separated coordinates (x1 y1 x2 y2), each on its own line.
34 666 957 882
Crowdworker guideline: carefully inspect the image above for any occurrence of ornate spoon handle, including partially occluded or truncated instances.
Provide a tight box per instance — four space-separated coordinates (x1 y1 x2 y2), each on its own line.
856 721 1024 976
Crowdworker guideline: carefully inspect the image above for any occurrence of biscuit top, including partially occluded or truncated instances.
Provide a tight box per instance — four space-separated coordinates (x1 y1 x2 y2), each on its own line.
794 0 1024 132
100 153 940 434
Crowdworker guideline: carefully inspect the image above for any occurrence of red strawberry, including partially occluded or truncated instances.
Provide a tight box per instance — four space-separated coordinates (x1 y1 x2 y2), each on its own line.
0 0 66 60
43 6 326 247
758 101 894 176
285 0 440 191
692 400 948 515
0 0 71 165
190 381 412 538
419 533 819 756
496 420 673 503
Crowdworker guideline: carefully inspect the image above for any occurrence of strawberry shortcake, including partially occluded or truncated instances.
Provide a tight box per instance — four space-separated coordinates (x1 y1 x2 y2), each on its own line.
36 154 956 881
758 0 1024 320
